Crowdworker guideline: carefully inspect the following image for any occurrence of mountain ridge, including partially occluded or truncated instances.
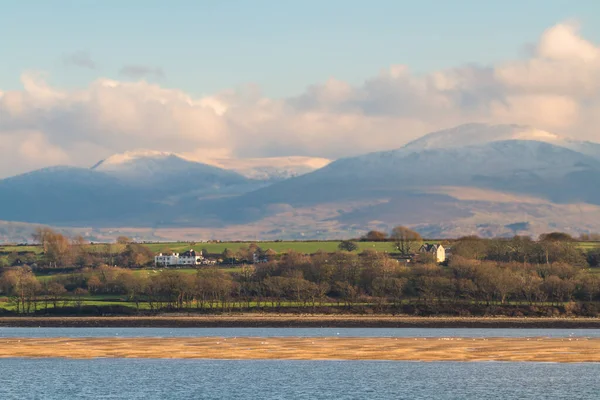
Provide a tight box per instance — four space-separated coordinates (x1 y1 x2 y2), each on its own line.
1 123 600 239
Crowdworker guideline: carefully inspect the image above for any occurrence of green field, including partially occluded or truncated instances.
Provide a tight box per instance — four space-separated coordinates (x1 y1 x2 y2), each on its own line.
3 240 600 269
0 240 403 268
143 241 400 254
4 239 599 256
0 241 401 261
0 245 43 254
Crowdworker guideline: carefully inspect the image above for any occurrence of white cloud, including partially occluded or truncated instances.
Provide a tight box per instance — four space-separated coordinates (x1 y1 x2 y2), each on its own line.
0 22 600 178
0 130 70 174
537 22 600 62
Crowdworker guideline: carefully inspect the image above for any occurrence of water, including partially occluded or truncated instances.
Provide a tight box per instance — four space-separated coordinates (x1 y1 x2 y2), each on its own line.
1 327 599 399
0 358 598 399
1 327 600 338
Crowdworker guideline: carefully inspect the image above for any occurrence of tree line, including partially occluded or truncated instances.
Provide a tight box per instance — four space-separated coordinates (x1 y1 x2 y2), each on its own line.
2 247 600 315
2 227 600 316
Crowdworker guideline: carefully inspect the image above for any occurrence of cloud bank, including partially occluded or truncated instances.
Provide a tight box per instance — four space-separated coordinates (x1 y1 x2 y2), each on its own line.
1 22 600 178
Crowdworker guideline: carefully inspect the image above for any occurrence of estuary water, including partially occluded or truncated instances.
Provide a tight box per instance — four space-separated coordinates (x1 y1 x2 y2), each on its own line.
1 326 600 338
0 328 599 399
0 358 599 399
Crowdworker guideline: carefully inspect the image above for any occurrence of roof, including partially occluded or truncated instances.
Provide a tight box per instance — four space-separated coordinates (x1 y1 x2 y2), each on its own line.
180 249 201 257
420 243 443 252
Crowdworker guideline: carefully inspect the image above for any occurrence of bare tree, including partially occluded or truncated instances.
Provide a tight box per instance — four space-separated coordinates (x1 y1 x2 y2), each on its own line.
390 226 422 256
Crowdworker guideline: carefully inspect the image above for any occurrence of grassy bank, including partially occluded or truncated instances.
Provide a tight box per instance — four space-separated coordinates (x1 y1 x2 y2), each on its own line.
1 315 600 328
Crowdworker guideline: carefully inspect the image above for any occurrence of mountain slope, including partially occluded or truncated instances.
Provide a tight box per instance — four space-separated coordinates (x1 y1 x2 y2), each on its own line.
1 123 600 239
0 151 261 226
0 166 159 225
93 150 253 191
205 156 332 180
195 124 600 234
229 138 600 207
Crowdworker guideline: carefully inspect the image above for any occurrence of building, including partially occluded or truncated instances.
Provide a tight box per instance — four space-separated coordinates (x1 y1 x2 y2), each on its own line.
154 253 180 266
252 252 268 264
155 249 203 266
418 243 446 263
178 250 203 265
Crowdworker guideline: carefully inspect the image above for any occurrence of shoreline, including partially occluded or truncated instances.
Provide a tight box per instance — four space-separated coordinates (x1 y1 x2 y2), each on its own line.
1 315 600 328
1 337 599 362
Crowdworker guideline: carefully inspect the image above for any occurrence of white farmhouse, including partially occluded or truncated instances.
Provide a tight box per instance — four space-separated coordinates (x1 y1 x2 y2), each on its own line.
155 249 203 266
418 243 446 263
154 253 180 266
178 250 203 265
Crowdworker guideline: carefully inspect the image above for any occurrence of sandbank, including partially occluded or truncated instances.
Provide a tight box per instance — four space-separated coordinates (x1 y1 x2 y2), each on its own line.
1 337 599 362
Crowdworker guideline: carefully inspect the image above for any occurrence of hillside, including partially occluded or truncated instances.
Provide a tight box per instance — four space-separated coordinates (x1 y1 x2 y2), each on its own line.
194 124 600 238
1 123 600 239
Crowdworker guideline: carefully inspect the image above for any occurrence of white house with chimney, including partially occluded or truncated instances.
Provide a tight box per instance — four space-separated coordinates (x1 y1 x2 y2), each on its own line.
418 243 446 263
155 250 203 266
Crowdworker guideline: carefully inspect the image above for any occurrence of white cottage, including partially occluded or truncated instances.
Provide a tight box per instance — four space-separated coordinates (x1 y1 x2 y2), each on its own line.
155 249 203 266
418 243 446 263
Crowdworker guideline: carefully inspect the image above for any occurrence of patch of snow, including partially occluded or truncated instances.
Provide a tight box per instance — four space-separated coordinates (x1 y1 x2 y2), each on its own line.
204 156 332 180
93 151 331 180
93 149 185 171
403 123 564 151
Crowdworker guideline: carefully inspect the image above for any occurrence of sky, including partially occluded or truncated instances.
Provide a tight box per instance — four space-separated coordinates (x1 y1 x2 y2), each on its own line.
1 0 600 177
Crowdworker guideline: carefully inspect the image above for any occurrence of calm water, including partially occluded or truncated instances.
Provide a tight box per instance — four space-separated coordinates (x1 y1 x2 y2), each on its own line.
1 328 599 399
0 358 598 399
1 326 599 338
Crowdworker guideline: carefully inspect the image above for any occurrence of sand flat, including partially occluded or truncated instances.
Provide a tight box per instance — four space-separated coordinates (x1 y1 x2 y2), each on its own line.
1 337 599 362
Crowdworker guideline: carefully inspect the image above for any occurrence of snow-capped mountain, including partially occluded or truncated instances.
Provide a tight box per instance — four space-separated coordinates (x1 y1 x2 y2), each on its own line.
240 123 600 200
2 123 600 239
91 150 177 172
211 123 600 236
403 123 600 158
402 123 563 150
205 156 331 180
92 150 248 185
93 150 330 181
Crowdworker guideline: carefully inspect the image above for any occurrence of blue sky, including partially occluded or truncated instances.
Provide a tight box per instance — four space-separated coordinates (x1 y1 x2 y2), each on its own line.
1 0 599 97
1 0 600 177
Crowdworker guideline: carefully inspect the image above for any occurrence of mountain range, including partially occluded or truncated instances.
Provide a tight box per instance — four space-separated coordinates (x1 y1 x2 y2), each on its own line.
2 123 600 241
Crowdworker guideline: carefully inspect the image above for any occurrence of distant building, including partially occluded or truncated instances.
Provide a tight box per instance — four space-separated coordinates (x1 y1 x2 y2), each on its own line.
155 249 203 266
252 252 268 264
418 243 446 263
179 250 203 265
154 253 179 266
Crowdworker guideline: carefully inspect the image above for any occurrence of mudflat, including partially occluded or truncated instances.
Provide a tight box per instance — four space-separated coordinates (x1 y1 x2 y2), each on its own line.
2 315 600 328
1 337 599 362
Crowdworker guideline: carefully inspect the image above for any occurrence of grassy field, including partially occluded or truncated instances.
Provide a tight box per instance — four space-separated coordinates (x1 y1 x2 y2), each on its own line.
0 241 401 266
576 242 600 250
143 241 401 254
4 239 600 256
2 240 600 269
0 241 401 256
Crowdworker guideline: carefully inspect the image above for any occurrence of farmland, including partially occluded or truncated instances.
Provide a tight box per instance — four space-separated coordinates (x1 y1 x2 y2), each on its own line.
142 240 401 254
0 240 403 266
3 238 600 257
2 234 600 317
